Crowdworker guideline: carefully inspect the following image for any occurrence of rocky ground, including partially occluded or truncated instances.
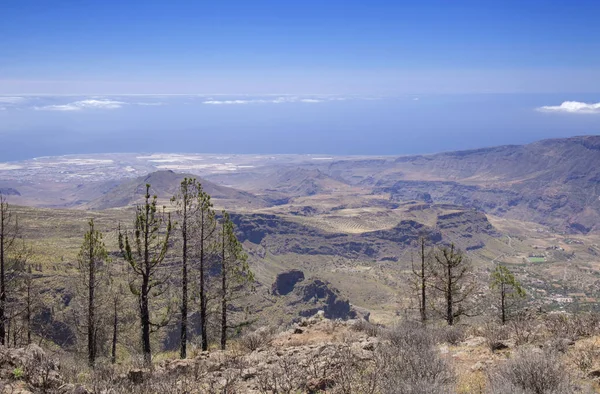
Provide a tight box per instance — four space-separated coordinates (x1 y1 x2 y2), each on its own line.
1 316 379 394
5 312 600 393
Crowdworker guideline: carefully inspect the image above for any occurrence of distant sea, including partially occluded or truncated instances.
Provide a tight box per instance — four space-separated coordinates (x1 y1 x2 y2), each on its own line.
0 93 599 161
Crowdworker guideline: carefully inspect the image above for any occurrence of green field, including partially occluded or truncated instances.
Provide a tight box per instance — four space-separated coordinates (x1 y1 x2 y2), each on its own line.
528 257 546 263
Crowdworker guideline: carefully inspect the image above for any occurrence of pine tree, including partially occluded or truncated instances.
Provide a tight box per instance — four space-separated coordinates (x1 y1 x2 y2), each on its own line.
76 219 110 367
491 265 525 324
0 193 20 345
119 184 172 365
192 184 216 352
171 178 200 358
432 244 476 326
218 211 253 350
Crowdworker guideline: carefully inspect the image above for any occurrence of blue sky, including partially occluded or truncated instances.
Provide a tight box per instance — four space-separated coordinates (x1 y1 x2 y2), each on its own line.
2 0 600 94
1 1 599 160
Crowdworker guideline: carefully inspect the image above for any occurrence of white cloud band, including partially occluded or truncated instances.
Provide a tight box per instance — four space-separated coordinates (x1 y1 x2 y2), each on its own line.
203 96 328 105
537 101 600 114
36 99 125 111
0 96 26 104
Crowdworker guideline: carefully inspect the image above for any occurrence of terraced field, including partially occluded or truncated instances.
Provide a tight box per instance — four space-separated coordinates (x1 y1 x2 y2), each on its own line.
288 208 401 234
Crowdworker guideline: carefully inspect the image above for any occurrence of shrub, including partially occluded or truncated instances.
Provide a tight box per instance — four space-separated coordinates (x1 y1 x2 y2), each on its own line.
351 319 381 337
574 313 600 338
487 348 575 394
482 322 510 352
386 321 433 348
509 312 538 345
544 313 600 340
239 326 275 351
378 321 455 394
569 342 600 374
439 324 467 346
12 367 24 379
322 319 343 335
255 350 308 394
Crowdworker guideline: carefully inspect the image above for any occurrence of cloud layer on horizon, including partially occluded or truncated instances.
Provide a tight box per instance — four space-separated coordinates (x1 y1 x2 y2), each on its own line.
0 96 27 104
0 94 357 111
537 101 600 114
36 99 126 111
202 96 328 105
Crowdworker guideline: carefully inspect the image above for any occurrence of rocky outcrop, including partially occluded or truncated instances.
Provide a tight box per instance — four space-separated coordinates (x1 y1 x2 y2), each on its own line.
111 318 379 393
271 270 367 321
0 344 87 393
292 279 356 320
33 308 75 347
272 269 305 295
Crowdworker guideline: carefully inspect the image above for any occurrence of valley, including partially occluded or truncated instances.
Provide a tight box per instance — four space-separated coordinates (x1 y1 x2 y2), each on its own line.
1 135 600 327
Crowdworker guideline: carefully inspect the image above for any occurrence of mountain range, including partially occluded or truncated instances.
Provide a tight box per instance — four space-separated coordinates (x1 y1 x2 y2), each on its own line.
1 135 599 323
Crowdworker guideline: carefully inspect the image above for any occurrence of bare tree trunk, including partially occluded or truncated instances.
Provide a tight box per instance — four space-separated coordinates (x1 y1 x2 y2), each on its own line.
501 282 506 325
111 296 118 364
141 276 151 364
199 212 208 351
88 221 96 367
0 198 6 345
11 322 16 347
180 203 188 359
221 224 227 350
446 262 453 326
26 268 31 345
420 238 427 323
141 199 152 365
4 316 9 347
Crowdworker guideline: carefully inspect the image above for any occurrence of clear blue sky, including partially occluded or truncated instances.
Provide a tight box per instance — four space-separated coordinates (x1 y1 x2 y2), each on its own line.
2 0 600 94
0 1 599 160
